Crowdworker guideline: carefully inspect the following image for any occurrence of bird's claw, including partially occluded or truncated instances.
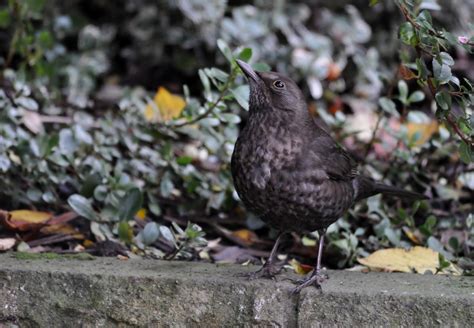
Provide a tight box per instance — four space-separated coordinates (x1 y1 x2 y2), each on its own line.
289 271 328 294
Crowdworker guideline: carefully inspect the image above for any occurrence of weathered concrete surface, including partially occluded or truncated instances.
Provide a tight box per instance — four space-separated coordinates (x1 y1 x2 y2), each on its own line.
0 254 472 327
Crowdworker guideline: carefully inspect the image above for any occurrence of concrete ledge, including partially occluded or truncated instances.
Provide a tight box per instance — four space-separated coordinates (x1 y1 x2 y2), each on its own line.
0 254 472 327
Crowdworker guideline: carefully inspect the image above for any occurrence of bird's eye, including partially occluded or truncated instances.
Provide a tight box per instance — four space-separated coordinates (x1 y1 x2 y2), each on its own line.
273 80 285 89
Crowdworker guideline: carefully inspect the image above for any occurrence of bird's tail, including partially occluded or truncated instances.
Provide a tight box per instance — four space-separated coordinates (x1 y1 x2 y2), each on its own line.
373 183 428 200
353 176 427 202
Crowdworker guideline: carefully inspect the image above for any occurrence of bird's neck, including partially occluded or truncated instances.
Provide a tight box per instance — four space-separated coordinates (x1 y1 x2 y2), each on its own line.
247 106 314 134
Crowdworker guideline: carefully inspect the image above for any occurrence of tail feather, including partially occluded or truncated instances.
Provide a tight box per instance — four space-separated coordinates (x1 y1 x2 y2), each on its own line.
373 183 428 200
353 176 427 202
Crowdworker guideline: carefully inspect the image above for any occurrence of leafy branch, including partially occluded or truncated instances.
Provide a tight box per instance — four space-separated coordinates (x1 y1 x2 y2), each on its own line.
397 0 474 151
172 66 239 128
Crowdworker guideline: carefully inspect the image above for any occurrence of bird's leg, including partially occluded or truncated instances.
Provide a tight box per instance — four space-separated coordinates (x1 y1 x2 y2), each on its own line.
242 231 285 280
291 229 328 294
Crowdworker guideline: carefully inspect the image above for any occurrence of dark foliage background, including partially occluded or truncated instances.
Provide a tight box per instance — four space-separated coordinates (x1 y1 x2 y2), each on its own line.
0 0 472 273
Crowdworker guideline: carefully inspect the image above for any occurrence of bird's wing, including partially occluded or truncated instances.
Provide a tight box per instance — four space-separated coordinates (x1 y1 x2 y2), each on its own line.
303 131 359 181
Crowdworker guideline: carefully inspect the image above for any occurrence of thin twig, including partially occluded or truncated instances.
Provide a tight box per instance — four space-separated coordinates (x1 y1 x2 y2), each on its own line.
172 92 226 128
364 114 383 157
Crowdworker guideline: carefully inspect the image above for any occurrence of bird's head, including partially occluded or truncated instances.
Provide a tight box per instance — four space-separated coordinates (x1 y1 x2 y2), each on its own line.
236 60 307 115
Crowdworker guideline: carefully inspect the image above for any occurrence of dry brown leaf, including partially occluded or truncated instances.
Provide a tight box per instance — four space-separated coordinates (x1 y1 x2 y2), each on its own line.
399 64 417 80
0 238 16 251
145 87 186 122
357 246 459 274
40 224 85 239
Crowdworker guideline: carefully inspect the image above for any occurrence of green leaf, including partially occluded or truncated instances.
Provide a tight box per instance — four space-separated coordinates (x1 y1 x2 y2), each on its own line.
217 39 233 62
59 129 78 154
118 221 133 244
252 62 271 72
198 69 211 100
38 134 59 157
118 188 143 221
142 222 160 245
238 48 252 62
459 141 473 164
420 215 437 236
24 0 46 13
439 52 454 66
416 58 429 80
398 80 408 103
419 0 441 11
399 22 417 46
408 91 425 103
378 97 399 117
428 236 454 261
159 225 175 243
435 91 451 110
68 194 99 221
0 8 11 28
220 113 241 124
27 188 42 202
230 85 249 110
369 0 379 6
37 30 53 49
432 59 452 84
160 172 174 197
176 156 193 165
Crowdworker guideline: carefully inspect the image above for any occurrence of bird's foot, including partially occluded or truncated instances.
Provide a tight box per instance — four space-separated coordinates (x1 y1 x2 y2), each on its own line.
238 262 282 280
290 271 328 294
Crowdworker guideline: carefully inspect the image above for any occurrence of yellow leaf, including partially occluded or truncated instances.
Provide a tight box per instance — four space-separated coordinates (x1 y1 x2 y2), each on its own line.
289 258 314 275
10 210 52 224
145 87 186 122
136 208 147 220
357 246 460 275
231 229 258 245
402 227 422 245
406 121 438 146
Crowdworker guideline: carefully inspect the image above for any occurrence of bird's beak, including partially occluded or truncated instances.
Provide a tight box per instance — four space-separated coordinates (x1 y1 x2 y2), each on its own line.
236 59 259 82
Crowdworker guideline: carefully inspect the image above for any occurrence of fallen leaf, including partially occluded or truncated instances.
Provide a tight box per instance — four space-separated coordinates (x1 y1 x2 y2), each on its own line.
0 238 16 251
402 227 423 245
406 121 438 146
399 64 417 80
23 110 44 134
40 224 85 239
136 208 147 220
0 209 52 231
145 87 186 122
48 211 79 225
326 62 342 81
328 98 343 115
289 258 313 275
231 229 258 245
357 246 460 274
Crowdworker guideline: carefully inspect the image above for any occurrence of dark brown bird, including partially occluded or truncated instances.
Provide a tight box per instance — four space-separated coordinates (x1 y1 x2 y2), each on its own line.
231 60 427 293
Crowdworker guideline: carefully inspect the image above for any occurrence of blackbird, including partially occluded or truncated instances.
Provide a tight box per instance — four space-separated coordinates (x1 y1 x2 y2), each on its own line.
231 60 427 293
